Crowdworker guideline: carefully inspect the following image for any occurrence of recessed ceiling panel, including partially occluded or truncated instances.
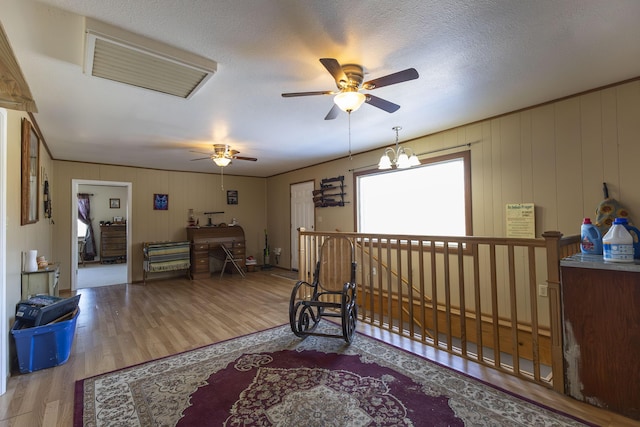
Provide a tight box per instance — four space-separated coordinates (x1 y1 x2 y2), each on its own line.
84 18 216 99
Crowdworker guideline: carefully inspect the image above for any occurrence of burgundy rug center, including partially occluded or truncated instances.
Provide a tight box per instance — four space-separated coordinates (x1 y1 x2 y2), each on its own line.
180 350 460 426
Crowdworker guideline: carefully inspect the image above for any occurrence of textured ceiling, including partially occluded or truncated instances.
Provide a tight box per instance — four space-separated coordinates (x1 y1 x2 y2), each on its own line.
3 0 640 177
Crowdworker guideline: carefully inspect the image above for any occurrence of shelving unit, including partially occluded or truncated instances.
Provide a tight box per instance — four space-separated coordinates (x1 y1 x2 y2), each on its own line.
313 176 347 208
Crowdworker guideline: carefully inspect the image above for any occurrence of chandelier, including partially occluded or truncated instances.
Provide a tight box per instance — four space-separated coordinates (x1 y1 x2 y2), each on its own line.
377 126 420 169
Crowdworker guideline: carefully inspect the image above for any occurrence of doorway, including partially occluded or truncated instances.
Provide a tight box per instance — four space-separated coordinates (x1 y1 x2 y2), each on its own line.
0 108 7 394
71 180 132 290
290 181 315 270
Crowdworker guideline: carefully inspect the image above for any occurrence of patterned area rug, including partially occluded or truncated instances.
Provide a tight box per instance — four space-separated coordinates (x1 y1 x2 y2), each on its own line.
75 323 589 426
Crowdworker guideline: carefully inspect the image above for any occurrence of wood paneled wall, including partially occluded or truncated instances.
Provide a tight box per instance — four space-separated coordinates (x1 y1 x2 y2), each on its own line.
268 80 640 270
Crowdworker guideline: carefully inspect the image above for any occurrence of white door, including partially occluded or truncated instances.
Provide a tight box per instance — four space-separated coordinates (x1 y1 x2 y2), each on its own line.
290 181 315 270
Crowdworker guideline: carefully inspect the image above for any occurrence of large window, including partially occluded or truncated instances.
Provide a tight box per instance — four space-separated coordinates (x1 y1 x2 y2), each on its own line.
355 151 471 236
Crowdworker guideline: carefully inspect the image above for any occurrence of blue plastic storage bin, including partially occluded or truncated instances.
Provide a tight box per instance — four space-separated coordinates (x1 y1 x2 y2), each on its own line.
11 308 79 373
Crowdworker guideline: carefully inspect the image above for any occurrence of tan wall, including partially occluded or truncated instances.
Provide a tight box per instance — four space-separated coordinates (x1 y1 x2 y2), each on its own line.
6 78 640 314
53 161 266 289
5 110 55 318
267 80 640 270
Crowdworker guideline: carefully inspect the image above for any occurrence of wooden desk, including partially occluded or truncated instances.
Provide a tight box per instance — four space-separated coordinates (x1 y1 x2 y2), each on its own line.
186 226 245 279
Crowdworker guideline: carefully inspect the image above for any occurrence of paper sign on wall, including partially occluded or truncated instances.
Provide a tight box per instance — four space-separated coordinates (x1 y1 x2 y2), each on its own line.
506 203 535 238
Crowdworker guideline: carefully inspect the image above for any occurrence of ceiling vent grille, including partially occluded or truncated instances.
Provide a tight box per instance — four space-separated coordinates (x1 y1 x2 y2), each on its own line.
84 18 216 99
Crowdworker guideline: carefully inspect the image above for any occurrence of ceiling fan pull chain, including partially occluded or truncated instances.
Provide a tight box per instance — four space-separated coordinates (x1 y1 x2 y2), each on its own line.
220 166 224 191
348 111 353 160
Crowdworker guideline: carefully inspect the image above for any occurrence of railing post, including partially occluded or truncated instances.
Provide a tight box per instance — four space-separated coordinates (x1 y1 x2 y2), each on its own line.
542 230 565 394
298 228 306 282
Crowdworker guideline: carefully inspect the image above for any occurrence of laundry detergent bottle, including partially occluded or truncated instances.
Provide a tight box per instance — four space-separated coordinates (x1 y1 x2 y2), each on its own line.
580 218 602 255
602 217 634 263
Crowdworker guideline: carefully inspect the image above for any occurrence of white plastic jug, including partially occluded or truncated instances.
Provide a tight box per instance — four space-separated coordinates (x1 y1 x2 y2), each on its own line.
24 250 38 272
602 218 634 263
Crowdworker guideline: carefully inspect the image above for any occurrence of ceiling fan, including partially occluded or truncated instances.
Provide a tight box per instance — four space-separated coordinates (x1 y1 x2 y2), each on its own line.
191 144 258 167
282 58 419 120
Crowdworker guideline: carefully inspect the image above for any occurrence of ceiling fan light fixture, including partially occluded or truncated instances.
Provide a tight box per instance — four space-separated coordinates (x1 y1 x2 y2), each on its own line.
333 91 366 113
213 157 231 167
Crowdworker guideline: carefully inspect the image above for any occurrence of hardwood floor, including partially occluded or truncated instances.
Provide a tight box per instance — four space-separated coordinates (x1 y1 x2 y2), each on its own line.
0 270 637 426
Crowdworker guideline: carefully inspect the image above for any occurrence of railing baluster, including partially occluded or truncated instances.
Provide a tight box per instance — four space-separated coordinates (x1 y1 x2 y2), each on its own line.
375 238 382 326
508 244 520 374
490 243 501 369
430 239 439 348
443 241 452 351
473 243 484 362
419 238 427 342
457 241 467 356
528 245 541 382
386 238 393 332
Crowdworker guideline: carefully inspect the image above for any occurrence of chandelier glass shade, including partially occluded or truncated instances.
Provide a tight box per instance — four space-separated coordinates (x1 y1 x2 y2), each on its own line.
378 126 420 170
333 90 366 112
213 156 231 167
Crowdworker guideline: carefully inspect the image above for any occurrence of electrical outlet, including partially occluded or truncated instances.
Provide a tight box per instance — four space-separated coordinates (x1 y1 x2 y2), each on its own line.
372 267 377 276
538 284 548 297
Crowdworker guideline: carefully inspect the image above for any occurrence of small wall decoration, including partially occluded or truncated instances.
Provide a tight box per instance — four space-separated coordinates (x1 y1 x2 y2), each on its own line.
43 177 52 219
227 190 238 205
109 198 120 209
153 193 169 210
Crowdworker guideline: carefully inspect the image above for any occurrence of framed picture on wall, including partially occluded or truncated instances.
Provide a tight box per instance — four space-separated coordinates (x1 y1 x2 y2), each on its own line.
109 198 120 209
153 193 169 210
227 190 238 205
21 118 39 225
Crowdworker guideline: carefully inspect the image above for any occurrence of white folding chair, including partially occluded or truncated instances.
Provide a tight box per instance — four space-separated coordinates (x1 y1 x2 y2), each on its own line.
220 243 246 278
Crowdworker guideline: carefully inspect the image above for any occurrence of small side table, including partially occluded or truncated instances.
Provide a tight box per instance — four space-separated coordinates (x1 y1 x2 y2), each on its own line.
21 263 60 300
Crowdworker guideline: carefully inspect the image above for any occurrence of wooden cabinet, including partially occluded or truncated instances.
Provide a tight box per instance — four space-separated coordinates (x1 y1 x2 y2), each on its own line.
101 224 126 263
187 226 246 279
560 254 640 421
21 264 60 300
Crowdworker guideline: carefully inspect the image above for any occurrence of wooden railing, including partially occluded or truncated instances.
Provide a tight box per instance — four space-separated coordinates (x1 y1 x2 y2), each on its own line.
298 230 580 392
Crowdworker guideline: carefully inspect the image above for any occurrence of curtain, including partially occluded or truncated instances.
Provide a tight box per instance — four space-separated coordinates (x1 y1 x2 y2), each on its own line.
78 193 97 261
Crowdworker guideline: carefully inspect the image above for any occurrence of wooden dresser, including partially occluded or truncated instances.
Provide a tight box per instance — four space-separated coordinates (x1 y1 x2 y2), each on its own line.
100 224 127 263
186 226 246 279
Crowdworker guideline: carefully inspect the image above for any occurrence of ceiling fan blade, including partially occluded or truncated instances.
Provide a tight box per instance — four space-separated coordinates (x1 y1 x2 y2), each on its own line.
282 90 334 97
324 104 340 120
363 68 419 90
320 58 347 86
190 156 211 161
365 95 400 113
190 150 212 155
233 156 258 161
